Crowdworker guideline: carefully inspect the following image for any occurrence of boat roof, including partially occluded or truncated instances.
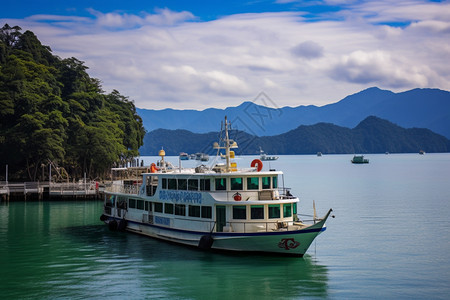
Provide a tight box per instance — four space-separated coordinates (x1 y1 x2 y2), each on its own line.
143 169 283 177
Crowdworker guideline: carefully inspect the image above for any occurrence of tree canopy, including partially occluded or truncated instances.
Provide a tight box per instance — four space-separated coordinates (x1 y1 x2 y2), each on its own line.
0 24 145 181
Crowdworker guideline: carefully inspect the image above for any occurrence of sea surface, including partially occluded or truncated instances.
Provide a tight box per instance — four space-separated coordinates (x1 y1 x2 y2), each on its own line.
1 153 450 299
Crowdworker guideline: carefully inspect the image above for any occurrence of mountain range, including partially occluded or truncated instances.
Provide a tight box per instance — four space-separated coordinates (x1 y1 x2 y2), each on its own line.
137 87 450 139
140 116 450 156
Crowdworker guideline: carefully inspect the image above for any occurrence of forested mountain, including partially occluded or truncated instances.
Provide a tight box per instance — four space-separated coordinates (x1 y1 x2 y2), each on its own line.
137 87 450 139
0 24 145 181
140 116 450 156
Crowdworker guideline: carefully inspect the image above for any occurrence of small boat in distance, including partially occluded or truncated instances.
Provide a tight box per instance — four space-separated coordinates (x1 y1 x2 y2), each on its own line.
317 152 322 157
419 150 425 155
100 117 332 257
259 147 279 161
351 155 369 164
179 152 189 160
195 153 209 161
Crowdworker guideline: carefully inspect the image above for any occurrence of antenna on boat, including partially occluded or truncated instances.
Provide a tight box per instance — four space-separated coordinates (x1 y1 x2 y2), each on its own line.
313 200 317 223
213 116 238 172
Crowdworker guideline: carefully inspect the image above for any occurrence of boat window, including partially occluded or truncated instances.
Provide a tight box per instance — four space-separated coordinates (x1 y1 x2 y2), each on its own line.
168 178 177 190
262 177 271 189
283 204 292 218
189 205 200 217
251 205 264 219
178 179 187 190
230 177 243 190
233 205 246 220
162 178 167 189
188 179 198 191
137 200 144 210
200 179 210 191
272 176 278 189
165 203 174 214
154 202 163 213
129 198 136 209
268 204 280 219
145 201 153 212
247 177 259 190
175 204 186 216
201 206 212 219
215 178 227 191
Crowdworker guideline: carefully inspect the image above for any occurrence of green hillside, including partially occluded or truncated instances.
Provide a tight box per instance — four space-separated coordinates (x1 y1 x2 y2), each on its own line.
0 24 145 181
141 116 450 155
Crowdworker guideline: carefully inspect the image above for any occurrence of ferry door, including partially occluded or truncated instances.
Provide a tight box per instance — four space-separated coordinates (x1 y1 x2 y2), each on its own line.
216 206 226 232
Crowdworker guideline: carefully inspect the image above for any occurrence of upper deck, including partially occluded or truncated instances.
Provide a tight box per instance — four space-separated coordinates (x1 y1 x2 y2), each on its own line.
105 166 295 203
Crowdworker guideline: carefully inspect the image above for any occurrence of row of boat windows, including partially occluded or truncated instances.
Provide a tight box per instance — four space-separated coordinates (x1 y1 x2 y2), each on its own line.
129 198 212 219
231 204 295 220
128 198 295 220
160 176 278 191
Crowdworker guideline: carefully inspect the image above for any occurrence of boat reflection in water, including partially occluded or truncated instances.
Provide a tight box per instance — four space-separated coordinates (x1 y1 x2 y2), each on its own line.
68 225 330 299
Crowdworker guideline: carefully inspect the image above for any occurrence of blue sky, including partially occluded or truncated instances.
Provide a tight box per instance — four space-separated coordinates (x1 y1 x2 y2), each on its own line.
1 0 449 109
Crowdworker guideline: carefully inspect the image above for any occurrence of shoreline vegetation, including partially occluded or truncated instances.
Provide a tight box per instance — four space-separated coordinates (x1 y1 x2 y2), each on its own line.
0 24 145 182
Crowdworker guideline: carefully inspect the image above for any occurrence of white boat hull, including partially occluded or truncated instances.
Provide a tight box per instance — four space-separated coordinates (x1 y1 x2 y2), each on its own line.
104 210 331 256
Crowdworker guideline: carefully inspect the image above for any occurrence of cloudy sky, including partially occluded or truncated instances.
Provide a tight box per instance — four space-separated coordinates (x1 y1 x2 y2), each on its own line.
1 0 449 109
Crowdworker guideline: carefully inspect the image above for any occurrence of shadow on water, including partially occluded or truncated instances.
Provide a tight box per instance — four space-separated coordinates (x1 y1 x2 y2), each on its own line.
57 224 330 299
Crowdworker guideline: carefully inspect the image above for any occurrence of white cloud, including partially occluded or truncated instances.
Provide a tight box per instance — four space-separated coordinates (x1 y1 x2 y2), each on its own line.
2 2 449 109
329 50 431 87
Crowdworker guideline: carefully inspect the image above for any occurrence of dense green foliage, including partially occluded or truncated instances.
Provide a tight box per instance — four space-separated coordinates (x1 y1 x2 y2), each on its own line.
0 24 145 181
141 116 450 156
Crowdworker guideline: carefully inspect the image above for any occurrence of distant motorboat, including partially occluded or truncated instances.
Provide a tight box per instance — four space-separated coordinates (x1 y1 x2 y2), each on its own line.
179 152 189 160
259 147 278 161
194 152 209 161
351 155 369 164
419 150 425 155
317 152 322 157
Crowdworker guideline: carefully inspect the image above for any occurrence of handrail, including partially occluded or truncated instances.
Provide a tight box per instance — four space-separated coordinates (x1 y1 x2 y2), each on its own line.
105 183 139 195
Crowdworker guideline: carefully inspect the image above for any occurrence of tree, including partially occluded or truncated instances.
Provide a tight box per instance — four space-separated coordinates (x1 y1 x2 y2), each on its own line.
0 24 145 181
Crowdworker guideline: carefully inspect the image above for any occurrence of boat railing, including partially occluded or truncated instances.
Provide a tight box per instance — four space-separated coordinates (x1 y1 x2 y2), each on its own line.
222 219 306 233
104 182 140 195
277 187 296 199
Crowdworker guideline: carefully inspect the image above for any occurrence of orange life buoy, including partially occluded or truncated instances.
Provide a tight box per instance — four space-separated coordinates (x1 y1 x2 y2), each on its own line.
233 192 242 201
251 159 263 172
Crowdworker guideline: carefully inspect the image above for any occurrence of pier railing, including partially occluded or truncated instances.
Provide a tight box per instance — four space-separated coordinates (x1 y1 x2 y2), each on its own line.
49 182 98 196
0 181 101 201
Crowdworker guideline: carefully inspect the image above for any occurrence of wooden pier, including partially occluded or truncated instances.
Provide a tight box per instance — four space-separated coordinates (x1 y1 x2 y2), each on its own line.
0 181 102 201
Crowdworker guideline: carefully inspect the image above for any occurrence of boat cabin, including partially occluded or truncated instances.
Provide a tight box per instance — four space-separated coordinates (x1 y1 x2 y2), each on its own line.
105 170 298 233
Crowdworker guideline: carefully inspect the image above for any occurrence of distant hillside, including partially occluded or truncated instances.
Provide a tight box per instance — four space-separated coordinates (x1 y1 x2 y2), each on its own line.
137 87 450 139
140 116 450 155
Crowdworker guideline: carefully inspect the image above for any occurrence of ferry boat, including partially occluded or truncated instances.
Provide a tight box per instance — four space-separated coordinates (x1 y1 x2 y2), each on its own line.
259 147 279 161
100 117 332 256
351 155 369 164
179 152 189 160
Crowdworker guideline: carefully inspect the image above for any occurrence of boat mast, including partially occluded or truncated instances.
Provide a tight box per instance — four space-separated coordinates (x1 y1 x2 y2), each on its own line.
213 116 237 172
224 116 231 172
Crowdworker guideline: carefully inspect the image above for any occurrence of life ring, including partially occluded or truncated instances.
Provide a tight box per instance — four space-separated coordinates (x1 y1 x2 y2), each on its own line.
150 163 159 173
251 159 263 172
233 192 242 201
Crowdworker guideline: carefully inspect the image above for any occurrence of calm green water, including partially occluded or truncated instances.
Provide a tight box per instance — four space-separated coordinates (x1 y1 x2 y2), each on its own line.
1 153 450 299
